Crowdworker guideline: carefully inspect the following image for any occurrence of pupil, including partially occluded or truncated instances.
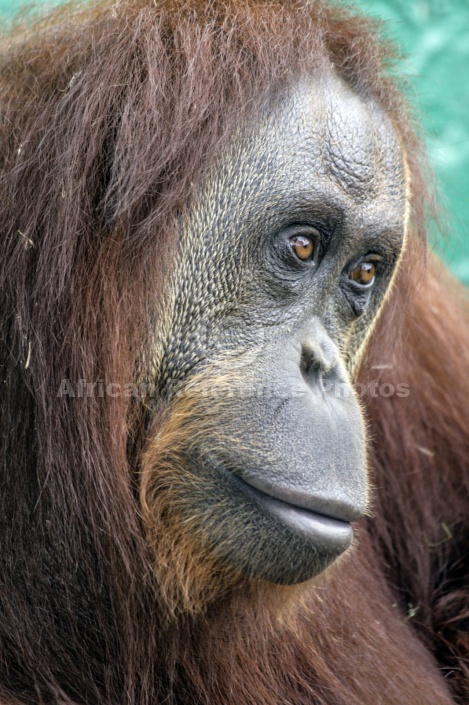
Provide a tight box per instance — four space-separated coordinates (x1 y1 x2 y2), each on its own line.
291 235 313 260
361 262 375 284
349 260 376 284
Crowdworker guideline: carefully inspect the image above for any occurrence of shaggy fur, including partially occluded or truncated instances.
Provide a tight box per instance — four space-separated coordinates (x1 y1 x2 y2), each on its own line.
0 0 468 703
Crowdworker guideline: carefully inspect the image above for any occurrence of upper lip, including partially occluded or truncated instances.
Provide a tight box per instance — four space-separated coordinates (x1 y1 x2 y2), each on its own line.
232 472 362 523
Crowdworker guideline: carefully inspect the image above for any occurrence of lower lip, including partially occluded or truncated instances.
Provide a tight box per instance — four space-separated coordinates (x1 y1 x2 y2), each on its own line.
233 476 354 554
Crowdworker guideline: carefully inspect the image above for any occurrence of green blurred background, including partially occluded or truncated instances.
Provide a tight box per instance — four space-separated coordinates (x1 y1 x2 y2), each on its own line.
1 0 468 285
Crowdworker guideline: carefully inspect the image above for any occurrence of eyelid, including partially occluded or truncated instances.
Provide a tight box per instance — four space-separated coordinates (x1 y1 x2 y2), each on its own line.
347 253 385 271
345 253 388 290
281 223 324 238
280 223 325 256
286 228 322 270
359 253 384 262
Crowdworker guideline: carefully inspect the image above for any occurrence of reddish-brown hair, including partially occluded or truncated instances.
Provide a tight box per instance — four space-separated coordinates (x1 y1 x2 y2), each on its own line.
0 0 468 703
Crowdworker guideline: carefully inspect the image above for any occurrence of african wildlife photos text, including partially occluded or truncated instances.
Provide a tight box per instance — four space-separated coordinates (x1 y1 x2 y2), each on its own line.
0 0 468 704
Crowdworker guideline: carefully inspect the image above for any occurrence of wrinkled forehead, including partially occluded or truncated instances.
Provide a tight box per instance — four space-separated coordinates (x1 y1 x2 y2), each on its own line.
308 74 405 203
183 69 407 262
264 73 403 199
215 70 404 214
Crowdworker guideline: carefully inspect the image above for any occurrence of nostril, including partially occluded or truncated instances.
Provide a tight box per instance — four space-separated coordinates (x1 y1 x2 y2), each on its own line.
300 331 337 367
300 337 336 373
320 364 342 395
300 345 335 390
300 346 323 386
300 342 342 394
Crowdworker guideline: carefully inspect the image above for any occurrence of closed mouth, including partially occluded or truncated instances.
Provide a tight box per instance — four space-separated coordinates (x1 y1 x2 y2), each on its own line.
231 473 355 554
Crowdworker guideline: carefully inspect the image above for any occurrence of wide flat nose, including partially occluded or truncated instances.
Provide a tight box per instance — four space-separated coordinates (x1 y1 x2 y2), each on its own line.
300 318 339 372
299 319 346 392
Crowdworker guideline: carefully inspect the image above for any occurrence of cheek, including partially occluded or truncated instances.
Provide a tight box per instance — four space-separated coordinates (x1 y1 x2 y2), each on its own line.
140 312 369 607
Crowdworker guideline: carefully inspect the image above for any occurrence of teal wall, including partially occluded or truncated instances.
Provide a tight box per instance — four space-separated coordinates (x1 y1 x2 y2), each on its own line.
1 0 468 284
353 0 469 285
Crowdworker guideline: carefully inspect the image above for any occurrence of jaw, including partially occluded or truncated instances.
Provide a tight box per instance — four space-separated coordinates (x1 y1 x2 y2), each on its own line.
139 387 361 617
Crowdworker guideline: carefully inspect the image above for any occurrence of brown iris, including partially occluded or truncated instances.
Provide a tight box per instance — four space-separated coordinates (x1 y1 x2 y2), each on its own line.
289 235 314 261
349 261 376 286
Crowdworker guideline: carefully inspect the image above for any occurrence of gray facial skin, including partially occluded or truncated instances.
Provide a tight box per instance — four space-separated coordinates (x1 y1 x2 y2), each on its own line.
155 70 407 585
